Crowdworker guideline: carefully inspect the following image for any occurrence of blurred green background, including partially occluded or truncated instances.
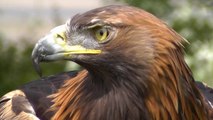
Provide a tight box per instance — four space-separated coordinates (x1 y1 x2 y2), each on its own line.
0 0 212 96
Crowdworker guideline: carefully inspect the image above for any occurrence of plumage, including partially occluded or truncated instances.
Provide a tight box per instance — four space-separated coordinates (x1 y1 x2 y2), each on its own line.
0 71 78 120
0 5 213 120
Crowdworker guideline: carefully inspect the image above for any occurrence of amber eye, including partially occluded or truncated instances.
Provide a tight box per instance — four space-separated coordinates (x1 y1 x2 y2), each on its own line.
94 27 109 42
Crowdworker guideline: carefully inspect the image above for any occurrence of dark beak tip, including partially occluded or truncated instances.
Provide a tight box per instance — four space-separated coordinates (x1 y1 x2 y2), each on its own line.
32 57 43 77
32 44 43 77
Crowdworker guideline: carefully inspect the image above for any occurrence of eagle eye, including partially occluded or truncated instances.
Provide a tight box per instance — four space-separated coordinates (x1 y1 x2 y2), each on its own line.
94 27 109 43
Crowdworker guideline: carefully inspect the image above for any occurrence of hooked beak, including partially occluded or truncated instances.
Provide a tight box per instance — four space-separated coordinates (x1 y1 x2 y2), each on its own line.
32 25 101 77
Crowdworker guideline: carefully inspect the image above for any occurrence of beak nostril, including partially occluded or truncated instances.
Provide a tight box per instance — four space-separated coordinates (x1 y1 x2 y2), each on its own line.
57 34 66 41
55 34 67 46
51 24 67 42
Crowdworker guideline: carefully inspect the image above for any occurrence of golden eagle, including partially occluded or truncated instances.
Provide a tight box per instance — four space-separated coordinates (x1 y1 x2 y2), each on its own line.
0 5 212 120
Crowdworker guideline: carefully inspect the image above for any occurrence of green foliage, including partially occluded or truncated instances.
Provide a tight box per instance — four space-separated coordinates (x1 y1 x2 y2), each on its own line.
117 0 213 87
0 37 66 96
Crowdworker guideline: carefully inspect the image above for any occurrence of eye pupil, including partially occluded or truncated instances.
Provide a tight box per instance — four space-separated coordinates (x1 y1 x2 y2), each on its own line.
99 30 104 36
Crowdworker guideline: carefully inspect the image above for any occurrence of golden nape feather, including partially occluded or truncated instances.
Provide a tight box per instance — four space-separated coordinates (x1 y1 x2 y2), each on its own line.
0 5 212 120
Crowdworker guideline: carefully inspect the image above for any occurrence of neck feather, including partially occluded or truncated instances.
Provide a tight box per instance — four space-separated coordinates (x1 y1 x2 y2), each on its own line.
50 51 208 120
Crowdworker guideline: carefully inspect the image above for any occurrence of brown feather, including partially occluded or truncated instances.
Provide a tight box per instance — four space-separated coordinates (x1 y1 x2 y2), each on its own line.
49 5 211 120
50 70 87 120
